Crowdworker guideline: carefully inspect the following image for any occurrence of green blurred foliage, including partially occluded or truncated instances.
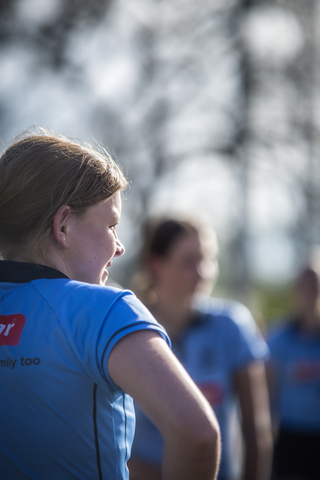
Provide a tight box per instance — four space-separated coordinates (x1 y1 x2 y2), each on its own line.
253 285 292 324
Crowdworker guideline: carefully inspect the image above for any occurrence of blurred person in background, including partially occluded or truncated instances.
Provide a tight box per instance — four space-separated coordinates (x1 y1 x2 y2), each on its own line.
267 247 320 480
128 216 273 480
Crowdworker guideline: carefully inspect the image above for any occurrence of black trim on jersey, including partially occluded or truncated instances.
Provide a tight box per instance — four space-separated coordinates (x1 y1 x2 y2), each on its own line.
100 322 162 375
0 260 69 283
93 384 103 480
101 322 165 469
123 394 129 463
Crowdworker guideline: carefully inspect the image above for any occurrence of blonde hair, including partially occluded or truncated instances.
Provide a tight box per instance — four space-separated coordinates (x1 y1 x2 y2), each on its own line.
0 127 128 259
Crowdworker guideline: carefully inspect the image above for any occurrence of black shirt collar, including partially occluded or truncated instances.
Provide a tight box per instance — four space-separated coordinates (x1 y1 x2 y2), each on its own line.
0 261 69 283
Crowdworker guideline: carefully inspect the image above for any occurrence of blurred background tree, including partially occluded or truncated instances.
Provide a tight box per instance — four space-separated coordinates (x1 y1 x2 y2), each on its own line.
0 0 319 323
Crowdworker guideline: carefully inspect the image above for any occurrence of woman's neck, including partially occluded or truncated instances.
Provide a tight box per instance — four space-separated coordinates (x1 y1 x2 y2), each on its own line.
150 293 194 339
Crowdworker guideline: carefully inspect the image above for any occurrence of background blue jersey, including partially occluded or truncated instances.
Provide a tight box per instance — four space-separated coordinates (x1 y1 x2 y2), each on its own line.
0 262 169 480
132 296 269 479
267 319 320 431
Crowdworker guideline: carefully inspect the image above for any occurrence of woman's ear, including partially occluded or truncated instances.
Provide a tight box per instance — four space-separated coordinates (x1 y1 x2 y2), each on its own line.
52 205 72 247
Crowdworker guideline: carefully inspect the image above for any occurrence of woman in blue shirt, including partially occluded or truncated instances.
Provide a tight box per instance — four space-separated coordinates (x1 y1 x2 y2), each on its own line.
129 217 272 480
267 254 320 480
0 128 220 480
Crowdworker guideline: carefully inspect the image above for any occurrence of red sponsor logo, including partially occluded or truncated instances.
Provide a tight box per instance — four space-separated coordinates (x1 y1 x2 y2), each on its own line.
198 382 224 406
292 361 320 381
0 314 26 346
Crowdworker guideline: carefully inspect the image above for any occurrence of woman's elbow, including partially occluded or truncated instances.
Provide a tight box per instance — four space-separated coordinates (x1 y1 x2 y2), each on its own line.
192 417 221 463
172 410 221 465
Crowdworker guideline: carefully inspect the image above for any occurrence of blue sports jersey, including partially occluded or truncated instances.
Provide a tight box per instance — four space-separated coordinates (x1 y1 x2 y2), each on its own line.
267 319 320 431
132 296 269 479
0 261 170 480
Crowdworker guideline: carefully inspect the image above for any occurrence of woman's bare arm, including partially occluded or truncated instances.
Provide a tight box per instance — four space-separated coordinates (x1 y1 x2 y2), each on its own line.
128 457 162 480
234 362 273 480
108 330 221 480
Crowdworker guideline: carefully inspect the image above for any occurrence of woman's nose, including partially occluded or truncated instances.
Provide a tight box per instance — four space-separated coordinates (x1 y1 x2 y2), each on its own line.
115 238 125 257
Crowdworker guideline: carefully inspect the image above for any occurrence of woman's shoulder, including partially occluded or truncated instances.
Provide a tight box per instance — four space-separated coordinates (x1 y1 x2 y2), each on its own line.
194 295 255 330
267 317 295 345
193 295 268 362
35 276 125 295
35 278 169 343
33 277 140 317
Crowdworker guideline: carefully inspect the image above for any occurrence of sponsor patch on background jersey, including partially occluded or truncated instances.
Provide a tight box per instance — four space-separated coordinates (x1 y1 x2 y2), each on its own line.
198 382 224 406
291 360 320 381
